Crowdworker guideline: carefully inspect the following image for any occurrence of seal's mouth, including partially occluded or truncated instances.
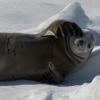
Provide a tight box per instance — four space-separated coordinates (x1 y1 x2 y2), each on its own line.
70 29 95 56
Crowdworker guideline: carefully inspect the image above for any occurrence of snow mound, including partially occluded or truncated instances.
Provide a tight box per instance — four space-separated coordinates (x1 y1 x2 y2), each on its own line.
24 2 91 34
0 1 100 100
57 2 91 27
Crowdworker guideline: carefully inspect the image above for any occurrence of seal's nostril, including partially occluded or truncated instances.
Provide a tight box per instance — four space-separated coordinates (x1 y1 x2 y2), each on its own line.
77 43 79 47
75 39 84 47
87 43 91 49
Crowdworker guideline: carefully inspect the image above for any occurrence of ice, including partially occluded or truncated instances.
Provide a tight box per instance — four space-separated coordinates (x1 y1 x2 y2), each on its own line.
0 0 100 100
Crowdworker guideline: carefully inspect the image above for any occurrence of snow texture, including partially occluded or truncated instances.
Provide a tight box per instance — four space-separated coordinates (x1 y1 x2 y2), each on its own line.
0 0 100 100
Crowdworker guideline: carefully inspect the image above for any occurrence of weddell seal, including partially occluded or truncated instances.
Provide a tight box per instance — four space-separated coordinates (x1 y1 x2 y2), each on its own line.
0 20 95 84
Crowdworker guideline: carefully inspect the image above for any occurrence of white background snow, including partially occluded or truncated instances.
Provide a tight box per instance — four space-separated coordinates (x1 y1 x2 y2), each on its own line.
0 0 100 100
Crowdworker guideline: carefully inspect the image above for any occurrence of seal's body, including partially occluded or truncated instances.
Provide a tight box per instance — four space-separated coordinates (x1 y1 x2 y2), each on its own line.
0 20 95 84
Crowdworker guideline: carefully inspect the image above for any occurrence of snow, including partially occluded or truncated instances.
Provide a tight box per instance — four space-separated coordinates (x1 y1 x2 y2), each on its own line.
0 0 100 100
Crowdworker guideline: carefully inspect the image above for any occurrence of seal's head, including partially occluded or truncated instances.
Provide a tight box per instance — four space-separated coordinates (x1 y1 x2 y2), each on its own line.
45 20 95 63
70 29 95 59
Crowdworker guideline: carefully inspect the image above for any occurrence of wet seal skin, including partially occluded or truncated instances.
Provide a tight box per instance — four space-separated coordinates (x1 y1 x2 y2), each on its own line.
0 20 95 84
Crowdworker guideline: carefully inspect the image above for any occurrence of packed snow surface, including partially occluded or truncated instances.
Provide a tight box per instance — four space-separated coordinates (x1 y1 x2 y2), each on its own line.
0 0 100 100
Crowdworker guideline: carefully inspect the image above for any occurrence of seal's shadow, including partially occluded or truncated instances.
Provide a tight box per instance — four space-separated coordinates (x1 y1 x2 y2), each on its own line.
0 80 41 86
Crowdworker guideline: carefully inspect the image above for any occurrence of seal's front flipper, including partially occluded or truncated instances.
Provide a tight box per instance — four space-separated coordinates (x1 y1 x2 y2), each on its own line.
42 62 64 84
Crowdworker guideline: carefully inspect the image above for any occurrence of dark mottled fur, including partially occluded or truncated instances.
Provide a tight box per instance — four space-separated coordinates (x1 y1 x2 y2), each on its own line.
0 20 94 84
